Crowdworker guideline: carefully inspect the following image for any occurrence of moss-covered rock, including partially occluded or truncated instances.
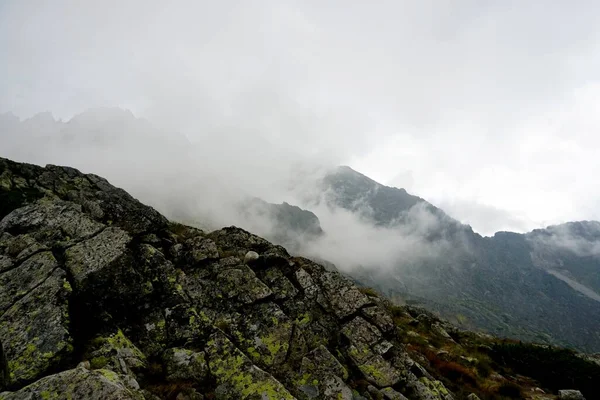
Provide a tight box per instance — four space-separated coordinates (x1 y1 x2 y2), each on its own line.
0 268 72 387
0 365 145 399
163 348 207 382
86 329 147 378
230 303 294 369
205 331 295 400
64 226 131 289
215 266 272 304
1 158 467 399
0 251 58 314
295 345 350 399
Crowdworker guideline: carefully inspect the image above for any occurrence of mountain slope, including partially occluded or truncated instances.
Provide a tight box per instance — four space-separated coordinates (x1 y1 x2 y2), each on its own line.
2 157 598 399
0 157 458 399
311 167 600 353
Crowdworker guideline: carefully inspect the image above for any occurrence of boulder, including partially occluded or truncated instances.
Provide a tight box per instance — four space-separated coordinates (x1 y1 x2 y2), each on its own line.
0 365 145 399
244 251 260 265
163 348 207 382
205 331 295 399
558 389 586 400
0 268 72 387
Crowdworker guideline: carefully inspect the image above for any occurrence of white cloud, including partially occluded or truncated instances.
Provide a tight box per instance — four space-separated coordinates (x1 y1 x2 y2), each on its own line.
1 0 600 234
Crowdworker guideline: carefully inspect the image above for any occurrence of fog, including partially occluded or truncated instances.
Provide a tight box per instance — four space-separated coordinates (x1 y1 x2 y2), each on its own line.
0 108 460 272
2 1 600 237
529 221 600 258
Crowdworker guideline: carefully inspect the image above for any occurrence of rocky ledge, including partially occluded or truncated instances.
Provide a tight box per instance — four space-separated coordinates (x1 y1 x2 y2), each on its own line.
0 157 458 399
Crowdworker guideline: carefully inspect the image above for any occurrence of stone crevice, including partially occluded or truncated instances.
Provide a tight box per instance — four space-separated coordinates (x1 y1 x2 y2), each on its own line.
0 265 61 320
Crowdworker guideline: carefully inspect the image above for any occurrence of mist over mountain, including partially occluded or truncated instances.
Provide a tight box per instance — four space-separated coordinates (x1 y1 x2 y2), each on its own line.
2 110 600 354
308 166 600 352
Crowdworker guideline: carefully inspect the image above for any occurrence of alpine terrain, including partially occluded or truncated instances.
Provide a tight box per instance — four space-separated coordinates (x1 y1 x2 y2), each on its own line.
0 157 598 400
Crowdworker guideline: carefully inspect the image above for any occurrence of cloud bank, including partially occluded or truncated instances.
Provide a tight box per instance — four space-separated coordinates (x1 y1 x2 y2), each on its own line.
1 0 600 235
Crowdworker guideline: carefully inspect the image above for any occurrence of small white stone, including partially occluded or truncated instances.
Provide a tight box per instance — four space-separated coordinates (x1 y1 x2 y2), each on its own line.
244 251 260 264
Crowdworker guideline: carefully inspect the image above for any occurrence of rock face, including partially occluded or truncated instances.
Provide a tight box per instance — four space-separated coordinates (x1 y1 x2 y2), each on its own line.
0 157 451 399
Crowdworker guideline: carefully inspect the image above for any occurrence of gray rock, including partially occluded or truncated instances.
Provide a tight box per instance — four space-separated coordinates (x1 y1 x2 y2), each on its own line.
0 200 104 246
303 345 348 380
466 394 481 400
232 303 294 368
0 233 47 264
354 353 402 388
362 306 396 334
297 345 350 399
86 329 147 380
0 366 145 399
0 251 58 314
559 389 586 400
405 376 454 400
216 266 272 304
205 331 295 399
163 348 207 382
0 268 72 387
342 316 382 363
315 271 371 319
1 158 459 400
186 236 219 263
64 226 131 288
295 268 319 299
259 267 298 300
380 387 409 400
322 375 353 399
244 251 260 265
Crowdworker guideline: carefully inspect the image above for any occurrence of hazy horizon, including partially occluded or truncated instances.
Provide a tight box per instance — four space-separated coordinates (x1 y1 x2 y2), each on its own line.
1 106 599 239
2 1 600 237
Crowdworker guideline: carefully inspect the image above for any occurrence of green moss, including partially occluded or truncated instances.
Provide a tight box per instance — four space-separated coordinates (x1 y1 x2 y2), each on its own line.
62 280 72 293
295 313 311 326
89 356 109 369
142 281 154 295
247 347 261 360
97 368 121 383
40 391 56 400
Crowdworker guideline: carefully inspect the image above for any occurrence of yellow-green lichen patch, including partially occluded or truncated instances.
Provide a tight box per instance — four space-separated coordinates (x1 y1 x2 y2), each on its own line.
97 368 121 383
205 332 295 400
85 329 147 374
1 270 73 387
356 354 401 388
89 355 109 369
62 280 72 293
7 341 66 385
418 377 450 398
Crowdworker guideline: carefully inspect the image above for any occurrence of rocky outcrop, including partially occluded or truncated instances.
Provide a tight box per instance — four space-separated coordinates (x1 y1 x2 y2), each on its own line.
558 389 585 400
0 157 451 398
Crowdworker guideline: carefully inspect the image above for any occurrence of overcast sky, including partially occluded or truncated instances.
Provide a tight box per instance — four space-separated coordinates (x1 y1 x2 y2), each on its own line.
1 0 600 235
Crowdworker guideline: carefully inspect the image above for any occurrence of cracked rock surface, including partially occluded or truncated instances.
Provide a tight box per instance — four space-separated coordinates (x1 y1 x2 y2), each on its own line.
0 157 452 399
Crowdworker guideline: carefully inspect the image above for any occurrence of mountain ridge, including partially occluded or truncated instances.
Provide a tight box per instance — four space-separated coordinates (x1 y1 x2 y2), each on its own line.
1 156 598 399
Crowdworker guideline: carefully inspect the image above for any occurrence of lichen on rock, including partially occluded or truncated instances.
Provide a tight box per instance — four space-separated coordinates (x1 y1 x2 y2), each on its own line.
0 157 470 400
